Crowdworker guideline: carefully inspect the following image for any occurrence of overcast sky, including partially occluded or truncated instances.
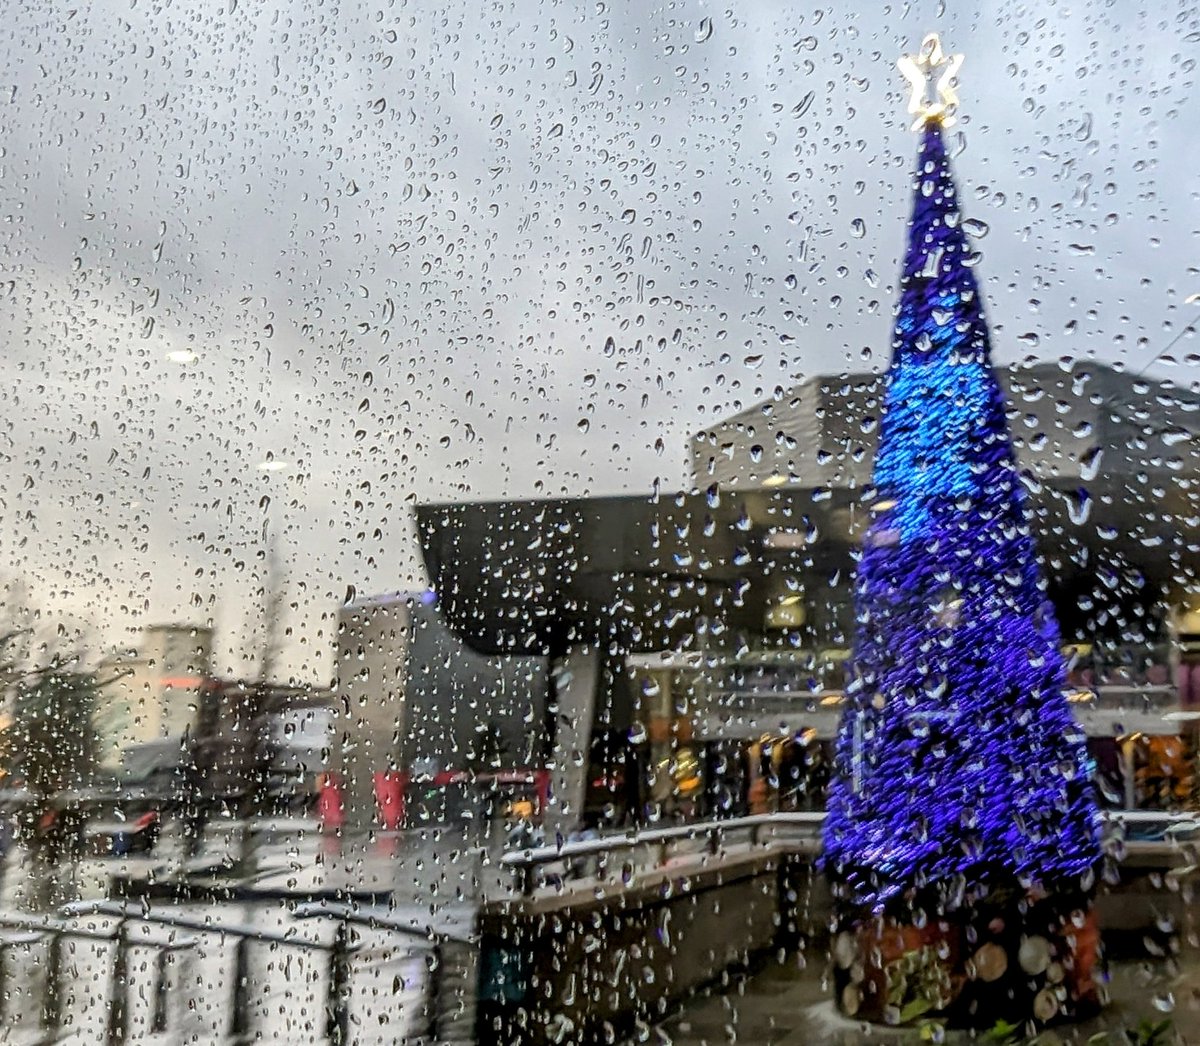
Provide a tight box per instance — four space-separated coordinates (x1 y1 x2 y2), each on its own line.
0 0 1195 682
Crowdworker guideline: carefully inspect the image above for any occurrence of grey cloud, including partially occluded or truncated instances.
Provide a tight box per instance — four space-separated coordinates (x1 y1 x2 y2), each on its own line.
0 0 1194 681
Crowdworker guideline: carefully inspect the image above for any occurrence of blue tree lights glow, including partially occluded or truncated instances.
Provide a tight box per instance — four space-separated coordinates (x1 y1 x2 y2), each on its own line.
822 118 1103 915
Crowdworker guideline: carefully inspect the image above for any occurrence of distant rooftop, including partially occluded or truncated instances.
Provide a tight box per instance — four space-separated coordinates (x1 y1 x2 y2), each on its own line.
691 360 1199 492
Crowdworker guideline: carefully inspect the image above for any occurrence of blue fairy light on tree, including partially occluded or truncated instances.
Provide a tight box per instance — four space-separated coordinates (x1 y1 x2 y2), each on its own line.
822 34 1103 1027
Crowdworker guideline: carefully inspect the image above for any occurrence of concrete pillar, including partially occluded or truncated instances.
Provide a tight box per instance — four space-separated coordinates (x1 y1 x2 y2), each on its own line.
544 647 600 843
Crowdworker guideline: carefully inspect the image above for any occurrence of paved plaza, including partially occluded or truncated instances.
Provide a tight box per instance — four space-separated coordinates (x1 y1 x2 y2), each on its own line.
653 955 1198 1045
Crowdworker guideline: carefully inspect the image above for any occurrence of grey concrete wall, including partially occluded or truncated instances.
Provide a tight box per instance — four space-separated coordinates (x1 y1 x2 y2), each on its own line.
403 600 549 774
478 855 800 1044
543 647 600 841
333 594 550 828
332 596 411 828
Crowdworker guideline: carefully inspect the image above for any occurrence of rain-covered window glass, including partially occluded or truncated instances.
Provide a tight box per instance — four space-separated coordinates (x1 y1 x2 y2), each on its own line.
0 3 1195 1043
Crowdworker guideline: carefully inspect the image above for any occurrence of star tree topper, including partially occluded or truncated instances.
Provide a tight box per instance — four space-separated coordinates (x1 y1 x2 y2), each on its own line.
898 33 964 130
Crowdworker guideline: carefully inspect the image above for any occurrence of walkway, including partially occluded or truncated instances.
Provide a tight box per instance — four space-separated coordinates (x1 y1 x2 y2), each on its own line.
652 956 1197 1045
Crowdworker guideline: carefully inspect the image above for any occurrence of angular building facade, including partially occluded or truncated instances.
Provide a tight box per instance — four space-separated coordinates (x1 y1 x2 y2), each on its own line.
416 360 1200 829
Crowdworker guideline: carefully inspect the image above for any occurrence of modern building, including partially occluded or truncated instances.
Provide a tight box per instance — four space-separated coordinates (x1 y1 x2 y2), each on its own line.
330 591 548 830
416 360 1200 829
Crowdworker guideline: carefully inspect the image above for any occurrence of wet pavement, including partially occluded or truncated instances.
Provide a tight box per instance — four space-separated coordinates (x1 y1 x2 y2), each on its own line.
0 823 1194 1044
652 953 1200 1045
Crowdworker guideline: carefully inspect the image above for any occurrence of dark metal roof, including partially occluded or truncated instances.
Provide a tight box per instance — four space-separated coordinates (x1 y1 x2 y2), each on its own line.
417 467 1198 657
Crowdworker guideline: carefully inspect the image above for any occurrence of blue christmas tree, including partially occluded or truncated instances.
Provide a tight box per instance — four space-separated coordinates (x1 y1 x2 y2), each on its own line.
822 118 1102 916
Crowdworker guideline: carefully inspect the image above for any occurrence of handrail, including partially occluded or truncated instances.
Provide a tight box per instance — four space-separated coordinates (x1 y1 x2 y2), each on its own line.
499 808 1199 869
292 900 477 945
499 812 824 870
0 910 199 1043
1104 810 1200 824
0 915 197 950
0 912 126 943
62 898 358 1043
60 899 341 950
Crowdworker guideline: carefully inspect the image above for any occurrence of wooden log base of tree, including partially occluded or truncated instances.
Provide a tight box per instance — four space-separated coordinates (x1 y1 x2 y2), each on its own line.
831 892 1103 1029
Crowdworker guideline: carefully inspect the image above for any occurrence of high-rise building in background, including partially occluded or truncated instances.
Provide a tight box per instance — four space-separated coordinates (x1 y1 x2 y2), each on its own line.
94 624 212 778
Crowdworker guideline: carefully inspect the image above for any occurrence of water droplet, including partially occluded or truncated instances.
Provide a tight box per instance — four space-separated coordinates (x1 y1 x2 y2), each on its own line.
1067 488 1092 525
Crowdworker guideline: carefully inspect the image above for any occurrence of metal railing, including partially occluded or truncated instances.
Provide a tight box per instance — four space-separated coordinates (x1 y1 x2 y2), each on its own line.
40 896 481 1044
499 812 826 897
0 909 199 1044
498 809 1200 897
293 900 478 1043
61 899 361 1044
